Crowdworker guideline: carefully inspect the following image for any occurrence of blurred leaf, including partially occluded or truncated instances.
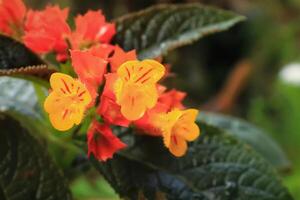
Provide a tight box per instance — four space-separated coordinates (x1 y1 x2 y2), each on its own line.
91 123 293 199
0 77 42 119
198 112 291 171
71 174 118 199
114 3 245 59
0 34 54 78
0 113 72 200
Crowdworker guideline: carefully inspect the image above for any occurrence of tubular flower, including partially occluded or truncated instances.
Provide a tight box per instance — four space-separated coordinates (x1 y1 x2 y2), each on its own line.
87 120 126 161
44 73 92 131
70 49 108 87
114 59 165 120
0 0 26 36
97 73 130 127
109 45 137 72
69 10 115 49
158 89 186 111
156 109 200 157
23 6 71 61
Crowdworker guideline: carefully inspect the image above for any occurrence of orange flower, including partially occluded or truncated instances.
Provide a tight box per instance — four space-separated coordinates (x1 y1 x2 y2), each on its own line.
44 73 91 131
0 0 26 36
97 73 130 127
155 109 200 157
158 89 186 111
109 46 137 72
87 120 126 161
70 49 108 87
69 10 115 49
23 6 71 61
114 59 165 120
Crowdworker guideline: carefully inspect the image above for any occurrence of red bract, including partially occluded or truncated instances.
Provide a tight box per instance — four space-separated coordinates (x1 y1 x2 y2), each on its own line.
87 120 126 161
69 10 115 49
97 73 130 127
0 0 26 36
109 45 137 72
158 89 186 111
71 49 108 87
23 6 71 61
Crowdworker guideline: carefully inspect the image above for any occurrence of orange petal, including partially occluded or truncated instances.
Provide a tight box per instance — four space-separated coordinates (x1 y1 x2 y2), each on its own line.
174 123 200 142
109 46 137 72
168 135 187 157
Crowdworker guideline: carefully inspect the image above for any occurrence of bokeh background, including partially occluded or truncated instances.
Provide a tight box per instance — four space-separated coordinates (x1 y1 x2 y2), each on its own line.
23 0 300 199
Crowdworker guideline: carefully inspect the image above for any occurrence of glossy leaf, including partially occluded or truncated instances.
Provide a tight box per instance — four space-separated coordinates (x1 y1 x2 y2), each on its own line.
198 112 291 171
114 3 245 59
91 123 293 199
0 113 72 200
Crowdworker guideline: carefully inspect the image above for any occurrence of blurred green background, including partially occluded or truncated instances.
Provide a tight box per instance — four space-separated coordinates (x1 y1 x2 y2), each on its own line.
23 0 300 199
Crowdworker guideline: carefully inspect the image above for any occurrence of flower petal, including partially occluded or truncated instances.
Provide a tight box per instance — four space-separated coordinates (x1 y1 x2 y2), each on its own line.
168 135 187 157
87 121 126 161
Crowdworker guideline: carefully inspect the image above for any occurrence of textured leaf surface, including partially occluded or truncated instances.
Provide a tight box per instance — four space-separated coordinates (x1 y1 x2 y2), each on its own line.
91 124 293 200
0 114 72 200
0 34 44 70
114 3 245 59
198 112 291 171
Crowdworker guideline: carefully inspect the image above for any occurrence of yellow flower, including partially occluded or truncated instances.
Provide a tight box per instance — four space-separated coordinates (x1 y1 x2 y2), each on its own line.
114 59 165 120
44 73 92 131
155 109 200 157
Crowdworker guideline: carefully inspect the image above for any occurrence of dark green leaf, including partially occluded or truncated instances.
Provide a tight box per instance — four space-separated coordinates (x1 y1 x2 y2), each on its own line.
0 34 44 69
91 124 293 200
0 34 53 78
198 112 291 171
0 113 72 200
114 3 245 59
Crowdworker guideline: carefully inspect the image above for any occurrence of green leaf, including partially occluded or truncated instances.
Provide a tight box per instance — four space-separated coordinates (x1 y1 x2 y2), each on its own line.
114 3 245 59
0 77 43 118
0 34 44 69
0 113 72 200
91 123 293 199
0 34 53 78
198 112 291 171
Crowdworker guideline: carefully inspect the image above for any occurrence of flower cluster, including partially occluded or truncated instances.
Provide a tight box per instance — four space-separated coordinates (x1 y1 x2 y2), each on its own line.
0 0 200 160
0 0 115 61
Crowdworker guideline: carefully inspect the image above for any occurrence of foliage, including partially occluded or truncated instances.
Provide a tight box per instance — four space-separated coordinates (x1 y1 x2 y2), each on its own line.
0 1 296 200
0 114 71 200
114 3 245 59
91 123 292 199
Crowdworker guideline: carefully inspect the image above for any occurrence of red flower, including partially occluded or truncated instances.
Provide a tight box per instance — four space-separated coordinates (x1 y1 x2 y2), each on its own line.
0 0 26 36
97 73 130 127
158 89 186 111
109 45 137 72
87 120 126 161
71 49 108 87
69 10 115 49
134 88 186 135
23 5 71 61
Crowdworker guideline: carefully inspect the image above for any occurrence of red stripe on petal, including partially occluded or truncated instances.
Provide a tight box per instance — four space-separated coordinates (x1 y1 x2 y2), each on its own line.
61 78 71 93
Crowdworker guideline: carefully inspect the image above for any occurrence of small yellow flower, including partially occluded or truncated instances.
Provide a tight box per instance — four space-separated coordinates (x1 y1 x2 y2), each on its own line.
114 59 165 120
155 109 200 157
44 73 92 131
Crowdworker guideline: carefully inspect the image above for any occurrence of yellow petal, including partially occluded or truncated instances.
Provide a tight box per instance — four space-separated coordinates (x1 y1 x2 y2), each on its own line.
50 73 75 94
174 123 200 142
168 135 187 157
117 59 165 84
119 87 147 120
49 110 75 131
74 79 92 105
